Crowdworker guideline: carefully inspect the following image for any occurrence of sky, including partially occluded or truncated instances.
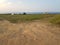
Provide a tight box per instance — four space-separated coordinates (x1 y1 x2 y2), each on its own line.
0 0 60 13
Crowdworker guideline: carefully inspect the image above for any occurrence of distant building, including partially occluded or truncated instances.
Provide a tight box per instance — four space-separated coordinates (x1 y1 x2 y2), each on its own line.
11 13 14 15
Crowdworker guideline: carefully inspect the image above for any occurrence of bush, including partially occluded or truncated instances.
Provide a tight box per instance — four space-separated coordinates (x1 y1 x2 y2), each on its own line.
50 15 60 25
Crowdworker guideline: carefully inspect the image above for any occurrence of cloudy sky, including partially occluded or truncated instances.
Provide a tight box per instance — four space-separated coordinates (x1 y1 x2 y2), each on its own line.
0 0 60 13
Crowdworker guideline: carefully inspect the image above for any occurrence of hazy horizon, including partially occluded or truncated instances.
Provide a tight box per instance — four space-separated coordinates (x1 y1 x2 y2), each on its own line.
0 0 60 13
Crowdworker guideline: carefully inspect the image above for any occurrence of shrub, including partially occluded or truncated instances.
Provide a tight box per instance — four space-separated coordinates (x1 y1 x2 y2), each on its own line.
50 15 60 25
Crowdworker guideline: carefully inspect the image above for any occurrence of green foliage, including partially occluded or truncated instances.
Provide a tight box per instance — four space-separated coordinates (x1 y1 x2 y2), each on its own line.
0 14 59 23
50 15 60 25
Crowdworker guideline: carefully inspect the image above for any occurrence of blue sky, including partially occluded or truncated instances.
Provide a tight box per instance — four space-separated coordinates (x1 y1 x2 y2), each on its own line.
0 0 60 13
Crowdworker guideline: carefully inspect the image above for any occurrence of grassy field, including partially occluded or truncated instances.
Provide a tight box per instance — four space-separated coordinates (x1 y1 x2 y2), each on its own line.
0 14 56 22
0 14 60 25
0 14 51 23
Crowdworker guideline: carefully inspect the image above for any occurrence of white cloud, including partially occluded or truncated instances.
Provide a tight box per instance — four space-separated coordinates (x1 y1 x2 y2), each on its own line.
0 0 8 7
0 0 27 13
0 0 13 8
0 0 7 3
7 2 12 5
0 0 40 13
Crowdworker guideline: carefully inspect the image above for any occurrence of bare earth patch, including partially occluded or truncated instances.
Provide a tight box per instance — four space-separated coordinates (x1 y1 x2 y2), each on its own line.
0 20 60 45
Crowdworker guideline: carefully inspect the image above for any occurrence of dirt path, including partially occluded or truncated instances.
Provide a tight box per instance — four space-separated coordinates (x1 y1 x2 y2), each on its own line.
0 20 60 45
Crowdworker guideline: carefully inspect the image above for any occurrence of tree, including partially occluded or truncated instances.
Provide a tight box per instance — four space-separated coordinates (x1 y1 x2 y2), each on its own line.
23 12 26 15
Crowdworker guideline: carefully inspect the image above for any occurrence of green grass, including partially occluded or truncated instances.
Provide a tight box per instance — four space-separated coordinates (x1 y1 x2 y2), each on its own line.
0 14 60 25
0 14 54 23
50 14 60 25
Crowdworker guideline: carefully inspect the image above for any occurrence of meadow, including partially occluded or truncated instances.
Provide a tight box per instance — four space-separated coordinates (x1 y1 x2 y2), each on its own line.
0 14 60 24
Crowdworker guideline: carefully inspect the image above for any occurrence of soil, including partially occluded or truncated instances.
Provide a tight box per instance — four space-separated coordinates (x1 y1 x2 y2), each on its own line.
0 20 60 45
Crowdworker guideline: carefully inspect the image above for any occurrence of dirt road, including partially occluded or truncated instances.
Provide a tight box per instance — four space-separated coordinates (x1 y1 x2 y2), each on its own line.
0 20 60 45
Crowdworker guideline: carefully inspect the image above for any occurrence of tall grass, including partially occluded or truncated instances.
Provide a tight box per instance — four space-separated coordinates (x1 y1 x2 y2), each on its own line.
0 14 54 23
50 15 60 25
0 14 60 25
